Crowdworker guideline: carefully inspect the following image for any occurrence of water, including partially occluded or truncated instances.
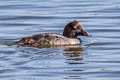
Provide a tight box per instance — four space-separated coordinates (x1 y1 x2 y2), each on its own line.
0 0 120 80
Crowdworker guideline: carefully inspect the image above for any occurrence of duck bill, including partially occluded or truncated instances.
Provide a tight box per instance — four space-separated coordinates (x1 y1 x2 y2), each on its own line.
81 29 92 37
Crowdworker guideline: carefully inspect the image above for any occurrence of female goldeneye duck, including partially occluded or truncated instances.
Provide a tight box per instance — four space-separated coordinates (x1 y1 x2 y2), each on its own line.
14 20 91 47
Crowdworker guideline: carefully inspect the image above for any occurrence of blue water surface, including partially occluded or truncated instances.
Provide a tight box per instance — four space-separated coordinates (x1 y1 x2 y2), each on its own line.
0 0 120 80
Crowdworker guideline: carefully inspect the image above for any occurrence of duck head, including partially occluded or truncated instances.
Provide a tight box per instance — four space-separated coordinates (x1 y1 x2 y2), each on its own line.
63 20 91 38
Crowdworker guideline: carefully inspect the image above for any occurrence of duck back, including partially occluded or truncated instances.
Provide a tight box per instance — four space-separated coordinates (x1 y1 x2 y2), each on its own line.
15 33 81 47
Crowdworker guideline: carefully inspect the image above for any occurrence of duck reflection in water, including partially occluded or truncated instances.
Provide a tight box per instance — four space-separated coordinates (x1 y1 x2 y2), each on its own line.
64 47 84 64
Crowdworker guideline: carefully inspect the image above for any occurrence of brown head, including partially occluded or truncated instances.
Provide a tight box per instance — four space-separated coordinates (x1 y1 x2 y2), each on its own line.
63 20 91 38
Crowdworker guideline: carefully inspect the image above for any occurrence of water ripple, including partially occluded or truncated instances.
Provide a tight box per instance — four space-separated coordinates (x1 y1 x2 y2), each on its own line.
0 0 120 80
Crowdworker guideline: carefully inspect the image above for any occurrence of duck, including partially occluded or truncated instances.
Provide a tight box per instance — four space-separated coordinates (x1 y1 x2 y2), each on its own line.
13 20 91 47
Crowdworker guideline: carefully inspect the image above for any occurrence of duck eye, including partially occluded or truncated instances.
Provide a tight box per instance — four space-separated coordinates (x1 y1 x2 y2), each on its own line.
73 25 77 29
